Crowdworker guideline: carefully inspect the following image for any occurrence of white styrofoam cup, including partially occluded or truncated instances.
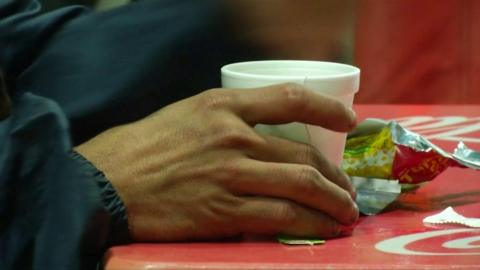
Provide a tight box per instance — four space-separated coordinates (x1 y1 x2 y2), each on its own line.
221 60 360 165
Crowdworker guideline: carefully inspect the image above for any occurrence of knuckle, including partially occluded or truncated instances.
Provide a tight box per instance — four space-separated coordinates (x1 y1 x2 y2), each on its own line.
313 217 338 238
299 145 318 166
330 98 348 116
338 191 358 224
214 123 257 149
334 166 346 181
279 83 313 119
334 167 352 189
222 132 252 149
296 166 321 195
346 200 359 224
199 88 233 110
327 221 340 237
273 202 298 225
213 194 245 220
314 216 340 238
279 83 307 105
337 189 352 207
217 158 244 183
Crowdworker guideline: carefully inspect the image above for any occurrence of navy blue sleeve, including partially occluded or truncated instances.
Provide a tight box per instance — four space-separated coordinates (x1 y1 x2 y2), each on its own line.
0 91 129 270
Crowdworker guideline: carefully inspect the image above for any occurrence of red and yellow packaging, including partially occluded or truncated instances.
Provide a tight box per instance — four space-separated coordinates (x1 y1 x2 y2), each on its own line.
342 119 479 185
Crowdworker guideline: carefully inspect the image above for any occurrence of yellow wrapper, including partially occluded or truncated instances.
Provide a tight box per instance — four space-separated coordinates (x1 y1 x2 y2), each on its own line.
342 127 396 179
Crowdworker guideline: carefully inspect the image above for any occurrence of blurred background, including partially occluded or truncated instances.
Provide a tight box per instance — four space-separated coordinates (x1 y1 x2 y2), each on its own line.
41 0 480 104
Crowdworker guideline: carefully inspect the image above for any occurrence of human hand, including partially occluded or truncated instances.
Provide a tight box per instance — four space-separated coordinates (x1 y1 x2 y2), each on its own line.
75 83 358 241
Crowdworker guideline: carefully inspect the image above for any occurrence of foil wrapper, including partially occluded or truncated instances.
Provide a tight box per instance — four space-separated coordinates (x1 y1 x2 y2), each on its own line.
343 119 480 184
343 118 480 214
351 177 401 215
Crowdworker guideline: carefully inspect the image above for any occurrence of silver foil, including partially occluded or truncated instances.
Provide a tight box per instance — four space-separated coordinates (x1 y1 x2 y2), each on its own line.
452 142 480 169
360 119 480 170
351 177 401 215
347 119 480 215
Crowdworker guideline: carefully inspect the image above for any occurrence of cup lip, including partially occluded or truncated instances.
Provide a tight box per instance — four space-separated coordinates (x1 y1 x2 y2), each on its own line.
221 60 360 80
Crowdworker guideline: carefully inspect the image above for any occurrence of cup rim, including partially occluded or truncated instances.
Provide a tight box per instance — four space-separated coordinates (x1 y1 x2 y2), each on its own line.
221 60 360 80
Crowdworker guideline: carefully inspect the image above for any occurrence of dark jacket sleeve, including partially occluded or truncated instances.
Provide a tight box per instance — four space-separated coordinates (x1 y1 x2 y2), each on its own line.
0 90 129 270
0 2 132 269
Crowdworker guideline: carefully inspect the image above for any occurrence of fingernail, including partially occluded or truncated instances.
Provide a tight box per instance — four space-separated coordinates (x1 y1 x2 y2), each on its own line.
350 189 357 201
333 223 342 237
341 171 356 200
340 224 355 236
347 108 357 129
333 224 355 237
350 203 359 224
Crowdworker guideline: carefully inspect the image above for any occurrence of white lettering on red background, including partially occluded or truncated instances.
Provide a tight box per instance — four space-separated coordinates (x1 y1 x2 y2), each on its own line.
375 229 480 256
393 116 480 143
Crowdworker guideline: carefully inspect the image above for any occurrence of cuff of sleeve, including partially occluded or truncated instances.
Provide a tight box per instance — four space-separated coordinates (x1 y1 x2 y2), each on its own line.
71 150 131 246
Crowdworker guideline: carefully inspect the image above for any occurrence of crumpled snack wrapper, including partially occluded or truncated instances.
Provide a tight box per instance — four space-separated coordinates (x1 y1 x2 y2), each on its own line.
343 119 480 215
343 118 480 184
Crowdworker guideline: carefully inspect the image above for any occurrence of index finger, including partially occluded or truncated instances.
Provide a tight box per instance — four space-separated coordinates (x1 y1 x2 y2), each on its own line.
231 83 357 132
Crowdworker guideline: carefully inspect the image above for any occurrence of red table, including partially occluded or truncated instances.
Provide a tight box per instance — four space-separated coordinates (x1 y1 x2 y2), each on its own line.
104 105 480 270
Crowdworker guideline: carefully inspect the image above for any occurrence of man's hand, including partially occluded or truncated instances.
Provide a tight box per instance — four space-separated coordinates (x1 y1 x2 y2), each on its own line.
75 83 358 241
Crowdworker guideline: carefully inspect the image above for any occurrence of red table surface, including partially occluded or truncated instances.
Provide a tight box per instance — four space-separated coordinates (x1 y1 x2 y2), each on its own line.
104 105 480 270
